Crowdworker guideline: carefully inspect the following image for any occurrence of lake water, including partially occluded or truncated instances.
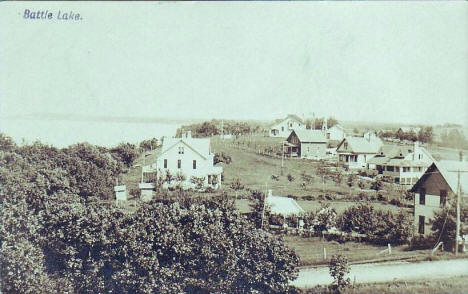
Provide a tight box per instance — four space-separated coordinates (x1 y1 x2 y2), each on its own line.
1 118 181 148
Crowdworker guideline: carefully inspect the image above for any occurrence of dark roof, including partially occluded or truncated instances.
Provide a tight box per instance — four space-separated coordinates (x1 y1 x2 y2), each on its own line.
289 130 327 143
410 160 468 195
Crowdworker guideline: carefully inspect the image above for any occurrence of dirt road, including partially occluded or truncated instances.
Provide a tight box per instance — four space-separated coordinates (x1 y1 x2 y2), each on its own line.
292 259 468 288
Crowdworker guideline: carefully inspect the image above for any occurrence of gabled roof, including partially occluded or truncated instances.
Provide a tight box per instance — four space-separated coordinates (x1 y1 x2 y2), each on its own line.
289 130 327 143
286 114 304 124
159 137 211 160
266 195 305 216
270 114 304 128
368 144 435 167
329 124 344 131
336 136 383 154
410 160 468 195
398 127 421 133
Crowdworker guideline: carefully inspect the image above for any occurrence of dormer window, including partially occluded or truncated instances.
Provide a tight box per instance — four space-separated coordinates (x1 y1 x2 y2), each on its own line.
178 146 184 154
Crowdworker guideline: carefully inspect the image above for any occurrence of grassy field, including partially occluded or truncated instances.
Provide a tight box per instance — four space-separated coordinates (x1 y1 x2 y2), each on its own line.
213 136 400 199
284 235 435 267
341 276 468 294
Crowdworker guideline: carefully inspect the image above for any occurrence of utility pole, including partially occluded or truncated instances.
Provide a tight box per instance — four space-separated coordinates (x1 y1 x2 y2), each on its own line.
281 141 285 176
221 120 224 139
455 169 461 256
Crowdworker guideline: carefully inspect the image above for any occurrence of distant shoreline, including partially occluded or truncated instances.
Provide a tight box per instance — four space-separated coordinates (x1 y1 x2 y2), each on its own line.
1 113 200 125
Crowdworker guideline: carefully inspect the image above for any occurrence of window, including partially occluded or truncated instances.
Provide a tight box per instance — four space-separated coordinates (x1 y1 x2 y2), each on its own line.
403 167 410 172
178 146 184 154
177 159 181 169
394 178 400 184
387 166 394 172
193 160 197 169
418 215 425 234
164 159 167 169
395 166 400 172
419 188 426 205
440 190 447 207
281 126 284 131
208 175 212 184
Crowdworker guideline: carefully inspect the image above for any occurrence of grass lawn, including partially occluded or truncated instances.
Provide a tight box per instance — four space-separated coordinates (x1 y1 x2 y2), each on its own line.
284 235 430 267
341 276 468 294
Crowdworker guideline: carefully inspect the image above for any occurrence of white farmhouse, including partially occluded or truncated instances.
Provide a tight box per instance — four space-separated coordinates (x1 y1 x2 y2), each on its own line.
367 142 435 185
336 136 383 169
325 124 346 141
269 114 305 137
154 132 223 190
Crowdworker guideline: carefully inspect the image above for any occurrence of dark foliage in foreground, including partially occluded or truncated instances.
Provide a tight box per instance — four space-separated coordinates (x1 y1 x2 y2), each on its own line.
0 134 299 294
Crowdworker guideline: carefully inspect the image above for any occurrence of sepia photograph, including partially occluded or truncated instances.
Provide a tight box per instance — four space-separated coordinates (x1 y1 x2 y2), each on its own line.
0 1 468 293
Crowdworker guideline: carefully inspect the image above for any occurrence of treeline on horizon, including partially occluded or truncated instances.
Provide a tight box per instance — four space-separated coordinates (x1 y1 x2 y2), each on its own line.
175 118 468 149
175 117 340 138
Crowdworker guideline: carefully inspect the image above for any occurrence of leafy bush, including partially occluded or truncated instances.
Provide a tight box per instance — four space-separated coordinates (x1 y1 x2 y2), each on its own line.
329 254 350 294
431 201 468 251
313 205 338 232
214 152 232 164
338 203 411 245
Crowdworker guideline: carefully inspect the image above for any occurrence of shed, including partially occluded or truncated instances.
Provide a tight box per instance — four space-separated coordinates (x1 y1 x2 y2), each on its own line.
114 185 127 202
266 194 305 216
139 183 155 202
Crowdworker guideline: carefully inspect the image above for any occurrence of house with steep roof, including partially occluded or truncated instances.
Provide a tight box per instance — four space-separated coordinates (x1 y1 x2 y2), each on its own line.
144 131 222 190
325 124 346 141
367 142 435 185
336 136 383 169
265 190 305 216
410 160 468 235
284 129 327 159
269 114 305 137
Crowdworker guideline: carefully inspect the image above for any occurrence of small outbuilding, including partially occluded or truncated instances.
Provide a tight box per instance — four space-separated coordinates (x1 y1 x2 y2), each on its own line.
114 185 127 202
139 183 155 202
265 190 305 216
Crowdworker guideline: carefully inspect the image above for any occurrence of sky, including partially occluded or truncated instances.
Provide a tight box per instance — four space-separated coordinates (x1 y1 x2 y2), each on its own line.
1 1 467 126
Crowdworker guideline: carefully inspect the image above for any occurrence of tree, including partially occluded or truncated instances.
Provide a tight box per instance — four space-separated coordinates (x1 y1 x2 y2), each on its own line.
190 176 206 191
370 178 383 192
346 174 356 197
230 178 244 199
417 127 433 144
110 142 139 168
431 200 468 251
139 137 159 152
329 255 350 294
214 152 232 165
39 197 299 293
